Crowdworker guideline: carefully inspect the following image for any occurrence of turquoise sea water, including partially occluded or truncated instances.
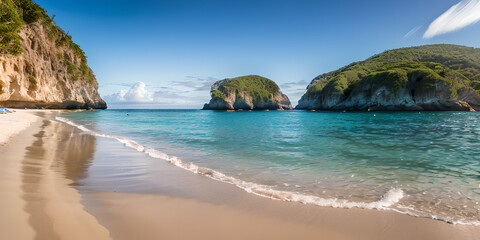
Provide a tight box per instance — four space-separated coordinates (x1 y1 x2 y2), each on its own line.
58 110 480 225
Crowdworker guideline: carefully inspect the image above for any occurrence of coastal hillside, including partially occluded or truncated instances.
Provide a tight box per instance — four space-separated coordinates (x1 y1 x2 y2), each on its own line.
0 0 106 109
296 44 480 111
203 75 293 110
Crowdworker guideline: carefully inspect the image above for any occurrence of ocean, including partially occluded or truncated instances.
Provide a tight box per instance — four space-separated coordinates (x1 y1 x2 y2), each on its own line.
57 109 480 225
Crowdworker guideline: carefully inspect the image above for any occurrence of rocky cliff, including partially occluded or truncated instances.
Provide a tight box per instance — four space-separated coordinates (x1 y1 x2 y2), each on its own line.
0 0 106 109
203 75 293 110
296 44 480 111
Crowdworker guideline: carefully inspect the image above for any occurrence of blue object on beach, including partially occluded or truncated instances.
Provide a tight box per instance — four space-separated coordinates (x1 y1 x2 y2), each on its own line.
0 107 11 113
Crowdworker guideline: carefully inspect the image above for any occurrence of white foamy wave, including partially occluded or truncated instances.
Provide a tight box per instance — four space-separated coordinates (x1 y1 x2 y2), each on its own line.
56 117 92 133
394 205 480 226
55 116 480 226
56 116 402 209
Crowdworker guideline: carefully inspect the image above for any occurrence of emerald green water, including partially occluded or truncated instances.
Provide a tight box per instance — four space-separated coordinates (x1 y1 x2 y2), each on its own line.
58 110 480 225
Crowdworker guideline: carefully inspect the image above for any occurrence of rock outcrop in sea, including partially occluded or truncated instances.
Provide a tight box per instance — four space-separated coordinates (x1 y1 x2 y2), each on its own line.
203 75 293 110
0 0 106 109
296 44 480 111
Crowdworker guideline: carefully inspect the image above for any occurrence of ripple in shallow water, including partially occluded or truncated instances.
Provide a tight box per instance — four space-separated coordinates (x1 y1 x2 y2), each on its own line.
58 110 480 225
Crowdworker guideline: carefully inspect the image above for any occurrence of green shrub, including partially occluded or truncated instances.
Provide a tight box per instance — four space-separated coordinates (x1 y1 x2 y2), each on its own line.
14 0 47 24
364 69 408 91
80 59 92 82
220 75 280 101
71 73 78 81
306 80 327 96
27 75 37 94
211 90 226 99
330 75 349 92
0 0 23 55
66 61 75 74
407 68 446 90
471 81 480 91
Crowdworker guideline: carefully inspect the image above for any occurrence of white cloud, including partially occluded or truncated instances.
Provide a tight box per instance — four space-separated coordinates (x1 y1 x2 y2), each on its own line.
151 90 190 104
280 80 309 106
424 0 480 39
103 79 213 108
104 82 153 103
403 25 422 39
173 76 219 91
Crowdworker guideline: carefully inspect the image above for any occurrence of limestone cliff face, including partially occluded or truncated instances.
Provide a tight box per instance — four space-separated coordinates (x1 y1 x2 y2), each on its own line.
203 75 293 110
296 45 480 111
0 22 106 109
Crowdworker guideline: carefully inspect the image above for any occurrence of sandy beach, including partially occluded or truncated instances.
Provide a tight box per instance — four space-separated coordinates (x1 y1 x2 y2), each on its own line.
0 110 38 145
1 110 480 240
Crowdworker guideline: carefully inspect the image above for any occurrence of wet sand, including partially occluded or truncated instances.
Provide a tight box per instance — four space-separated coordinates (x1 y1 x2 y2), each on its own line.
1 111 479 239
0 111 110 240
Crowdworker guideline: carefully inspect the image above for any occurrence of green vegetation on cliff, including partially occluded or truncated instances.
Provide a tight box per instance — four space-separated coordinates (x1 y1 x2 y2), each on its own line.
0 0 93 81
213 75 280 101
0 0 23 55
211 90 227 100
304 44 480 100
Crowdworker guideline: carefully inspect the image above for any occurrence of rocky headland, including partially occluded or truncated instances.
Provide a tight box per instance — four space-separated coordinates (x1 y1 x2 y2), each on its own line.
0 0 106 109
203 75 292 110
296 44 480 111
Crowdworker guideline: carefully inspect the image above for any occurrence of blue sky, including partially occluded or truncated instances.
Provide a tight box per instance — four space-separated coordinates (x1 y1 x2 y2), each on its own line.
35 0 480 108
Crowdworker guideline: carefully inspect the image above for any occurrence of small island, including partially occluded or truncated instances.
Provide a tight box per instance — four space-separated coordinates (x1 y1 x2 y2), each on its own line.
203 75 293 110
296 44 480 111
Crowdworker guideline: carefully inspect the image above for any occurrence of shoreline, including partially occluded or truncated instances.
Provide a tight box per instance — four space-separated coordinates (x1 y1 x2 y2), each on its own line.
0 110 110 239
56 114 479 227
1 110 479 239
